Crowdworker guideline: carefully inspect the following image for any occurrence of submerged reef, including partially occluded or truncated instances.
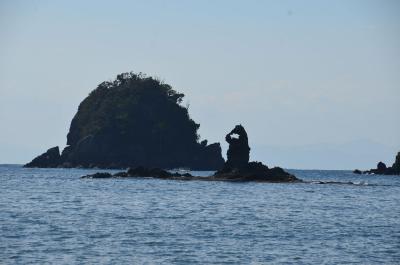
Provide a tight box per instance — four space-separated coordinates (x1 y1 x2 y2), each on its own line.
25 72 224 170
82 125 299 183
353 152 400 175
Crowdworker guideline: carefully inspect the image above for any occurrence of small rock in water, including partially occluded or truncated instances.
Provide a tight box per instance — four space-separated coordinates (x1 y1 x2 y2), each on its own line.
81 172 113 178
113 172 129 178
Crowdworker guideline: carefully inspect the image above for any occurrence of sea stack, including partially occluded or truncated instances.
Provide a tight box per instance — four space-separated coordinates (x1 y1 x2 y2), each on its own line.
213 125 298 182
224 125 250 170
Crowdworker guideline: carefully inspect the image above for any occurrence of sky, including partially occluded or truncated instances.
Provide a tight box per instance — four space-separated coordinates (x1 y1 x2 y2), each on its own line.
0 0 399 169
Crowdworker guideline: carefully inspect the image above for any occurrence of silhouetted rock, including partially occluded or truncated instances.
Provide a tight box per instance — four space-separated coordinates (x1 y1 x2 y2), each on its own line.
353 169 362 174
127 166 172 178
376 161 387 174
224 125 250 170
24 147 61 168
113 172 129 178
81 172 113 178
81 164 298 182
354 152 400 175
213 161 298 182
214 125 299 182
392 152 400 172
82 167 197 180
81 125 299 182
25 72 224 170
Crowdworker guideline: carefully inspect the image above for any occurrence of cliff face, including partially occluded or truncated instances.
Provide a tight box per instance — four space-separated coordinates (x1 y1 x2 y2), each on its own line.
25 72 225 170
392 152 400 172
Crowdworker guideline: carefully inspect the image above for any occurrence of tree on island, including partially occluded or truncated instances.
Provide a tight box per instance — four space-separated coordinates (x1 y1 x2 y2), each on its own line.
25 72 224 170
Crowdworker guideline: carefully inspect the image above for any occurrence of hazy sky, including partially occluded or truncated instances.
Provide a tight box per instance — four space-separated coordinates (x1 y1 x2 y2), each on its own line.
1 0 399 169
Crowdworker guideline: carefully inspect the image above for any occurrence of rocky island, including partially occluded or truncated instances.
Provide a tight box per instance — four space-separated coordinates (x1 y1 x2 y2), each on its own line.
82 125 299 183
25 72 224 170
353 152 400 175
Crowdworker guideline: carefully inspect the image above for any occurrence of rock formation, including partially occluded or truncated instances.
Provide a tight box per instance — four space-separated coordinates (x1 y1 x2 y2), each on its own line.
25 72 224 170
82 125 299 183
24 147 61 168
213 125 298 182
376 161 387 174
82 166 205 181
353 152 400 175
224 125 250 170
392 152 400 173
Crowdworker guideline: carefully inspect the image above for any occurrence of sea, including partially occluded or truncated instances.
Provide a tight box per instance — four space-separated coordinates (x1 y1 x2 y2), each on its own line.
0 165 399 264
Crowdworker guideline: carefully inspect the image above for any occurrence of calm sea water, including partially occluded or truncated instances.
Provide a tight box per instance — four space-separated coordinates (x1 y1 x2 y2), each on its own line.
1 165 399 264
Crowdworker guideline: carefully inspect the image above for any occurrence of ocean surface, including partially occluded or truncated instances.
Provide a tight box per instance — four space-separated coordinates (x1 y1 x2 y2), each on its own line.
1 165 399 264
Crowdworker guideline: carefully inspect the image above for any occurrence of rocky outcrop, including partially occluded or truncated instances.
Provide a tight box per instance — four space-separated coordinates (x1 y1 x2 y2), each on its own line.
224 125 250 170
82 172 114 178
376 161 387 174
24 147 61 168
82 164 298 182
353 152 400 175
392 152 400 173
82 166 199 181
82 125 299 183
213 125 298 182
213 162 298 182
25 72 224 170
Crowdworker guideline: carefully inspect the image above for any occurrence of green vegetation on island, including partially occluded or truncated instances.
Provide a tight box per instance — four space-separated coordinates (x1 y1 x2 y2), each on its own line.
25 72 224 170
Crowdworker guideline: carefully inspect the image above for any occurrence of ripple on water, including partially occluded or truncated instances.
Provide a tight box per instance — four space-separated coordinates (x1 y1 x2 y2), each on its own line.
0 166 400 264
